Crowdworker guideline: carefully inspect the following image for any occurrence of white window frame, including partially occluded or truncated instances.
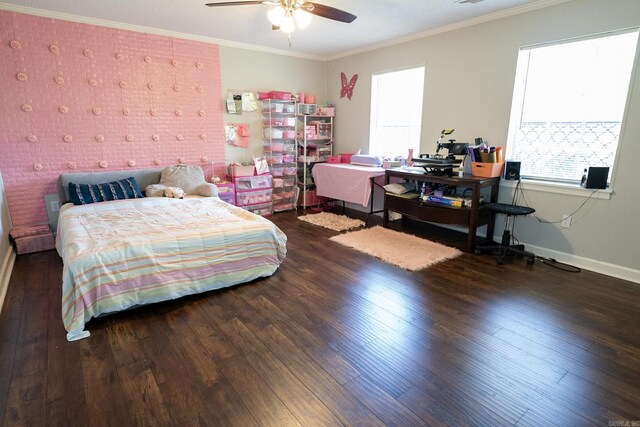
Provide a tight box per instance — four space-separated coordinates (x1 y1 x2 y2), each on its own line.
369 66 425 159
505 28 639 196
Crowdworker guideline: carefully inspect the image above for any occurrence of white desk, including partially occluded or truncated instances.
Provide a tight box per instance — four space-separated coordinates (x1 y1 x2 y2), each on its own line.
312 163 386 207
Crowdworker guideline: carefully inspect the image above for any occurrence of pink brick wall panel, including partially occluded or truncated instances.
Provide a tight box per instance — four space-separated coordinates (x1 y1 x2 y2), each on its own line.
0 11 224 226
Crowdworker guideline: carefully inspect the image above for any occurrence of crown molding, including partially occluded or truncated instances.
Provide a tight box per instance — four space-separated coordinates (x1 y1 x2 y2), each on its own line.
325 0 572 61
0 2 324 61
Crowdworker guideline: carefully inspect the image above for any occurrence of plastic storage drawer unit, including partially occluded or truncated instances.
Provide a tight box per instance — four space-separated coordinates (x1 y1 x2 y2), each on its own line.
236 189 273 206
218 191 236 205
242 202 273 217
234 175 272 191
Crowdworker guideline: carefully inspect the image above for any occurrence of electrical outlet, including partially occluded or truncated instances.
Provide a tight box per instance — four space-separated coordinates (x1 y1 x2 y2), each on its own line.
561 215 571 228
51 200 60 212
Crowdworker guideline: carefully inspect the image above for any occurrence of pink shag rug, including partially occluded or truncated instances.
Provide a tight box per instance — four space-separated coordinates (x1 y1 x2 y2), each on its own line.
330 226 462 271
298 212 365 232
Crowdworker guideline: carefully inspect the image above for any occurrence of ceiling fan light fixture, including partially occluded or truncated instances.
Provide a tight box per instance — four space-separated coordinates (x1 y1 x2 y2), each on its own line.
279 14 295 33
293 9 311 29
267 5 285 26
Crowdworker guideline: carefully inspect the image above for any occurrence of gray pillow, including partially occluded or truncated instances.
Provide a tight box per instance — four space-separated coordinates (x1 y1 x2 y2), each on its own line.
195 183 219 197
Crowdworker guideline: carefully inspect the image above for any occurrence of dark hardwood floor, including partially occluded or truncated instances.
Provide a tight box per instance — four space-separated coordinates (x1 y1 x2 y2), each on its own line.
1 209 640 426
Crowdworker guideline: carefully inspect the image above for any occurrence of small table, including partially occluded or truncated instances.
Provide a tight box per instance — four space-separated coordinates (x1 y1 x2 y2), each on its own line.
383 168 500 252
312 163 386 224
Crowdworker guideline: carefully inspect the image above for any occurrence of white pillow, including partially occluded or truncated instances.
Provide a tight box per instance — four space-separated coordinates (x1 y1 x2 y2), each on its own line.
383 182 414 194
145 184 167 197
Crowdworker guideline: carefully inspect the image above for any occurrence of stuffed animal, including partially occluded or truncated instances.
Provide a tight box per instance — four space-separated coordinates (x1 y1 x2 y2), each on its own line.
158 165 219 197
146 165 219 198
164 187 185 199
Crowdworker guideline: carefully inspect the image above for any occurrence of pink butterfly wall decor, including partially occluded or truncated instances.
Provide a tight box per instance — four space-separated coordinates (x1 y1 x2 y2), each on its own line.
340 72 358 100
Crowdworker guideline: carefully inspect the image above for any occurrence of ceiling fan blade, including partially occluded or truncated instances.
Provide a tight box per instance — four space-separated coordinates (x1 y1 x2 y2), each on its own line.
301 2 357 23
205 1 273 7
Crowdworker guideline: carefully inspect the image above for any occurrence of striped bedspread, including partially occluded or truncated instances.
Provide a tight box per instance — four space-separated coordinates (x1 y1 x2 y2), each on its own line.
56 197 287 341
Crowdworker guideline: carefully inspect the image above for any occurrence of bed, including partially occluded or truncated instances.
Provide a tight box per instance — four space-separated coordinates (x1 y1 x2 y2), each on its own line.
55 169 287 341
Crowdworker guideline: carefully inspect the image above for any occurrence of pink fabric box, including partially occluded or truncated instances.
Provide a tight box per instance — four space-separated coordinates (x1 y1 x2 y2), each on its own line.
298 189 326 207
269 91 292 100
327 156 341 164
228 164 255 177
340 153 353 163
9 224 55 254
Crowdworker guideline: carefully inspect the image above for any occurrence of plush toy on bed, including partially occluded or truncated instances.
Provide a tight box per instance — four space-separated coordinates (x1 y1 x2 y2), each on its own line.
164 187 185 199
145 165 219 198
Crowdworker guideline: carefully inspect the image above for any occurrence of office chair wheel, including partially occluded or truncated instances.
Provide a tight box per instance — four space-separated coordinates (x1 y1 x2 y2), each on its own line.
526 257 535 265
497 257 505 265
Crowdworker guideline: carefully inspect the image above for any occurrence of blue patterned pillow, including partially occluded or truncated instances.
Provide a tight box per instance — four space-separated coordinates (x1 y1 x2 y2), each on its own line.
69 177 144 205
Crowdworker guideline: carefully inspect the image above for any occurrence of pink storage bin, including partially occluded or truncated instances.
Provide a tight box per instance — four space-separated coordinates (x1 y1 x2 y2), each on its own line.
257 92 270 100
283 165 297 175
269 91 291 100
274 177 295 188
327 155 341 164
263 141 284 152
282 154 295 163
271 165 284 177
340 153 353 163
263 117 295 126
263 118 285 126
273 202 295 212
298 189 326 207
265 153 283 164
282 129 297 139
218 191 236 205
215 182 235 191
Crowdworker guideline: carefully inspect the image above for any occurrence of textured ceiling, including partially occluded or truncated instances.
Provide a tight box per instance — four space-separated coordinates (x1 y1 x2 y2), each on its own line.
0 0 559 59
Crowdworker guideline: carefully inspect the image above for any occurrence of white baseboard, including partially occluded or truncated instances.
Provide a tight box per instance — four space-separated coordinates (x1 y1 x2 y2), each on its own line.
0 246 16 315
523 243 640 284
378 208 640 284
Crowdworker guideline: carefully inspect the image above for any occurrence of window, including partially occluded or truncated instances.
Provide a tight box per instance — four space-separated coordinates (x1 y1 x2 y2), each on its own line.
506 30 639 184
369 66 425 159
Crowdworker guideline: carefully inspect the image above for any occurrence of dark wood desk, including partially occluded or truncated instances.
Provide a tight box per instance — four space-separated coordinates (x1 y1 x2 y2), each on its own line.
383 169 500 252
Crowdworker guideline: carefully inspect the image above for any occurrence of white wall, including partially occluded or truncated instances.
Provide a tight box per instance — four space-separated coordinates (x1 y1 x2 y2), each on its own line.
0 168 14 313
0 170 11 260
326 0 640 276
219 46 325 163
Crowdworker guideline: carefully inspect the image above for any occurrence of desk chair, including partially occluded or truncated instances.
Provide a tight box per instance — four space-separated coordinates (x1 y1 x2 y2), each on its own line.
475 203 535 265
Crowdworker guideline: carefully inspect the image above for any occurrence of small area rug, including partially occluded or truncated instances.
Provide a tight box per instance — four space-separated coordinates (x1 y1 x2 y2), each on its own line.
330 226 462 271
298 212 365 232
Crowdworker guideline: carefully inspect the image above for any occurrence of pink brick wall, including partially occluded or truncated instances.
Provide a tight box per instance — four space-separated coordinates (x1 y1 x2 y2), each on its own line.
0 11 225 226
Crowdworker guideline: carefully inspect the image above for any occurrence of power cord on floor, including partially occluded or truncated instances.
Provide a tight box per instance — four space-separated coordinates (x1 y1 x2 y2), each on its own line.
534 255 582 272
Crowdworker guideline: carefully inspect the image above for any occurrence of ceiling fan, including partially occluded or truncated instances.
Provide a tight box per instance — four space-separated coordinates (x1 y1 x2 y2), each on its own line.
205 1 357 35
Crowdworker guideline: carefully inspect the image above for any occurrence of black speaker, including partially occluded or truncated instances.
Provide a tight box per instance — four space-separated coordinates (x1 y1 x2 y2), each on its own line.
504 161 521 180
580 166 609 189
